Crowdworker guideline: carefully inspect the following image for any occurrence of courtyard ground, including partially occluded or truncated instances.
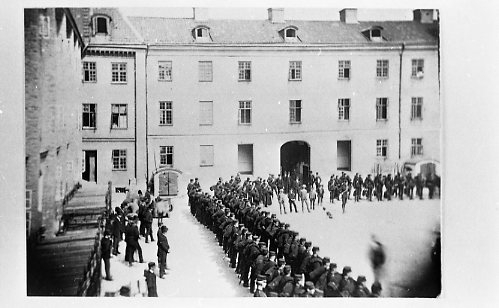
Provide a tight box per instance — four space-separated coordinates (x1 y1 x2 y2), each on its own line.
100 190 440 297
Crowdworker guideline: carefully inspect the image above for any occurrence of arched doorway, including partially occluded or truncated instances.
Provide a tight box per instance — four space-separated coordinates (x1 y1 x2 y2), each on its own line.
280 141 310 184
152 168 182 197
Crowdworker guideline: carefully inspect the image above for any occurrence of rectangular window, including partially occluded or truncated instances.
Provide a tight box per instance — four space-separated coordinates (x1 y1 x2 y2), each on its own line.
199 61 213 82
412 59 424 78
111 62 127 83
160 146 174 167
158 61 172 81
111 104 127 129
289 100 302 123
411 97 423 120
112 149 127 170
376 60 389 78
26 211 31 238
238 61 251 81
83 62 97 82
39 15 50 37
239 101 252 125
411 138 423 157
338 98 350 120
289 61 302 81
159 101 173 125
82 104 96 129
26 190 32 209
238 144 253 175
200 145 214 166
376 139 388 158
376 98 388 121
338 60 351 79
199 101 213 125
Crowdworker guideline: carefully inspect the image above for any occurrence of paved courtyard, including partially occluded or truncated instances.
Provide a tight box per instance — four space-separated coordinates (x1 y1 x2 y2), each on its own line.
101 190 440 297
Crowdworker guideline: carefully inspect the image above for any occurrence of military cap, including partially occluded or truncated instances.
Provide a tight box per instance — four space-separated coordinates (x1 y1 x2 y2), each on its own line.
330 263 337 270
357 276 367 283
305 241 312 248
305 281 315 290
252 235 260 240
239 223 245 228
246 232 252 237
342 266 352 275
195 177 199 180
269 251 277 257
322 257 330 265
294 273 303 280
285 223 290 228
257 274 266 281
258 242 267 247
312 246 320 253
299 237 306 243
283 265 292 274
271 213 277 218
371 281 383 293
277 257 286 264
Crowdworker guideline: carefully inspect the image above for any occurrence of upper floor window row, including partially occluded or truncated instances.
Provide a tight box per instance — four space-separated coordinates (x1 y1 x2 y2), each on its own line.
83 62 127 84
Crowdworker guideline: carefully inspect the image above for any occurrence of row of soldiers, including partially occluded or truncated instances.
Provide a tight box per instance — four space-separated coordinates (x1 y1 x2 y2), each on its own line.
328 172 440 203
187 177 382 297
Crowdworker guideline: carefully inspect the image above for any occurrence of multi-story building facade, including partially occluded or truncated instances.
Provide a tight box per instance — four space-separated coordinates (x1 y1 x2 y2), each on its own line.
25 8 85 239
74 8 148 188
75 7 440 195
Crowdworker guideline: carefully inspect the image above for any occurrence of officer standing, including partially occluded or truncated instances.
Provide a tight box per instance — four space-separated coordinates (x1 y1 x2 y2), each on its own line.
157 225 170 278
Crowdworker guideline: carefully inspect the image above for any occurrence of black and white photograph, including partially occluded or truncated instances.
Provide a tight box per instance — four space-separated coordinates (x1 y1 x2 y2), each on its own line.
1 0 499 306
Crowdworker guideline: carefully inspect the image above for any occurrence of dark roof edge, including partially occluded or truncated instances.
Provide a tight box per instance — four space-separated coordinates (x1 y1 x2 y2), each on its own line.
63 8 85 54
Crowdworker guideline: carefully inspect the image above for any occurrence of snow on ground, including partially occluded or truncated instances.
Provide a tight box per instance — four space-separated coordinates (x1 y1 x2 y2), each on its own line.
101 190 440 297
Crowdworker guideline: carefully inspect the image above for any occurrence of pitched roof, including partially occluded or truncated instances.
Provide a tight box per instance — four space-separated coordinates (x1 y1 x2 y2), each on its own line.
127 16 438 46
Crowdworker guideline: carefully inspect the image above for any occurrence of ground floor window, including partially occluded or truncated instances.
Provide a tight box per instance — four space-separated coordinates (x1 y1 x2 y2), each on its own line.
238 144 253 175
200 145 214 166
411 138 423 156
160 146 174 167
376 139 388 158
112 149 127 170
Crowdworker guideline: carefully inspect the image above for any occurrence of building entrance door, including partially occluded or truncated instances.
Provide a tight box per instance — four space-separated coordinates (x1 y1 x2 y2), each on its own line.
280 141 310 184
82 150 97 182
337 140 351 171
158 171 178 196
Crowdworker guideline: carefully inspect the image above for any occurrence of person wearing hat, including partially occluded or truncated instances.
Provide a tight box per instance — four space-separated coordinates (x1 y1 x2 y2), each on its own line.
365 174 374 202
369 234 386 285
295 241 311 275
288 187 298 213
291 273 306 297
353 275 371 297
101 230 113 281
339 266 356 297
124 218 143 266
144 262 158 297
278 265 294 297
299 184 310 213
313 257 331 291
157 225 170 278
254 275 268 297
111 209 124 256
370 281 382 297
302 281 317 297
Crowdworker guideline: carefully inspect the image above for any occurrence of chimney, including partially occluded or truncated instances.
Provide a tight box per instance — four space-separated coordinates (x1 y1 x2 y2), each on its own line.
339 8 358 24
193 7 209 21
413 9 434 24
268 8 285 23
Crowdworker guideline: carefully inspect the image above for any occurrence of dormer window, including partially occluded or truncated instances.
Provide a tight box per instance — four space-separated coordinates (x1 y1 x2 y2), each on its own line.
281 26 299 42
362 26 384 42
285 28 296 38
193 26 211 42
92 15 111 35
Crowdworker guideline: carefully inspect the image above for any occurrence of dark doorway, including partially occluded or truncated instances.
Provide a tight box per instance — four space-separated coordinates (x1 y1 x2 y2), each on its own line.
280 141 310 183
158 171 178 196
337 140 351 171
82 150 97 182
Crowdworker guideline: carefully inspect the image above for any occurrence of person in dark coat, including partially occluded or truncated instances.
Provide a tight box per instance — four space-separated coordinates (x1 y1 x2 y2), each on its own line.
143 207 154 243
144 262 158 297
369 234 386 284
101 230 112 281
353 276 371 297
157 225 170 278
111 211 122 256
125 218 143 266
338 266 356 297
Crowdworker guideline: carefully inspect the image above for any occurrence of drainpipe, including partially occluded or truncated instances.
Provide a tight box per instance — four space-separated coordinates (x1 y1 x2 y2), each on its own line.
398 43 405 160
134 52 137 181
145 45 150 185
